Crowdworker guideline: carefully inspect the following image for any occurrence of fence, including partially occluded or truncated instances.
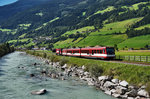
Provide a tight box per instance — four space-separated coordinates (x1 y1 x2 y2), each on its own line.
115 55 150 62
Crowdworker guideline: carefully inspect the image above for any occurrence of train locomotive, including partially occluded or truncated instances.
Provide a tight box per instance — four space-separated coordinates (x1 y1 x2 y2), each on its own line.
56 47 115 59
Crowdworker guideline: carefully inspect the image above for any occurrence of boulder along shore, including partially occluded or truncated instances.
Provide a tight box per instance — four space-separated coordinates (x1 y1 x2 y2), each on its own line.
28 53 150 99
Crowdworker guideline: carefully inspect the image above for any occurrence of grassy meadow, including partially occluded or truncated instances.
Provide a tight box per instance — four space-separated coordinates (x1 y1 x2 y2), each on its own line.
118 35 150 49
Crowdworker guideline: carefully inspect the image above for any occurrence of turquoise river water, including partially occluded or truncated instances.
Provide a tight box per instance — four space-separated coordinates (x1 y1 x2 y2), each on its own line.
0 52 117 99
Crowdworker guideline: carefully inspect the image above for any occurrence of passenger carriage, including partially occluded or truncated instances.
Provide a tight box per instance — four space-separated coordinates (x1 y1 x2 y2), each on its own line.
56 47 115 59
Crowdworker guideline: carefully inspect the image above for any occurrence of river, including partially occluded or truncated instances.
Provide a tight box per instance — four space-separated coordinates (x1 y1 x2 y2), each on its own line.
0 52 116 99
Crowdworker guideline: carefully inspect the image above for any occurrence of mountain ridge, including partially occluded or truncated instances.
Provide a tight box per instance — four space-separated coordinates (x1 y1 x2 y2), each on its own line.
0 0 150 49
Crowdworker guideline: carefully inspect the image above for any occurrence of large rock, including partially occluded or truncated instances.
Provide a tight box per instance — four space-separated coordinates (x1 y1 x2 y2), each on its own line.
61 64 67 70
112 93 121 98
127 97 134 99
116 86 127 95
84 72 90 76
98 76 112 82
105 90 112 95
137 89 149 98
119 80 129 87
126 89 137 97
111 79 119 84
98 76 107 81
82 65 85 70
31 89 47 95
103 81 116 89
110 89 117 94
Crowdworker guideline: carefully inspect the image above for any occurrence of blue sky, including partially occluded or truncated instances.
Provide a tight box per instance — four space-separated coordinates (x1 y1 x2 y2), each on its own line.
0 0 18 6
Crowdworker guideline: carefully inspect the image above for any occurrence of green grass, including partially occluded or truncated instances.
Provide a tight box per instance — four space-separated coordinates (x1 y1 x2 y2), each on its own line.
27 50 150 85
94 6 115 15
82 12 86 16
76 34 127 47
121 2 148 10
54 37 84 48
19 33 27 38
35 17 60 31
87 6 115 19
62 26 95 36
120 2 149 15
43 17 60 26
116 50 150 56
54 38 74 48
19 24 31 27
36 12 43 16
90 17 143 35
8 38 32 43
135 24 150 30
118 35 150 49
0 28 11 32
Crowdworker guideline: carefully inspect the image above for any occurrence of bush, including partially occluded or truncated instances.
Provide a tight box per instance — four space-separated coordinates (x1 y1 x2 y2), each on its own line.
36 53 39 56
59 57 69 66
88 64 103 77
43 53 47 58
146 82 150 95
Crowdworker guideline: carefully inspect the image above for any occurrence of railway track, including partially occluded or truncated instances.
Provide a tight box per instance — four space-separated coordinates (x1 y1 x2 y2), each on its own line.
104 60 150 66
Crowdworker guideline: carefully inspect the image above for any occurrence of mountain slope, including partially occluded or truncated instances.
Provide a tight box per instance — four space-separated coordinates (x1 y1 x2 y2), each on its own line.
0 0 51 22
0 0 150 49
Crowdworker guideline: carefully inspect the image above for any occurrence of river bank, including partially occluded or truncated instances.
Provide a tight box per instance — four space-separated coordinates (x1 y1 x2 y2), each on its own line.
26 50 150 99
0 43 15 57
0 51 116 99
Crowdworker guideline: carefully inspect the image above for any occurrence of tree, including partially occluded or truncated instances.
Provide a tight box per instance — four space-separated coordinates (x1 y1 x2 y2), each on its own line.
114 44 118 51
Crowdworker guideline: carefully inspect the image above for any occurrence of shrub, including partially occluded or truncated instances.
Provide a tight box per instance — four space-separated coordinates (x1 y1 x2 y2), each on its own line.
89 64 103 77
59 57 69 66
43 53 47 58
49 53 55 62
146 82 150 95
36 53 39 56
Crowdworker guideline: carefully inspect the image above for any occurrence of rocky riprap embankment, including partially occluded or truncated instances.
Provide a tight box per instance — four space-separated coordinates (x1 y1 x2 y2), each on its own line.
32 56 150 99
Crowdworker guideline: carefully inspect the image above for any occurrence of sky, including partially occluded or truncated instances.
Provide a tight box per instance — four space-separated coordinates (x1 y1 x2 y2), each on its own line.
0 0 18 6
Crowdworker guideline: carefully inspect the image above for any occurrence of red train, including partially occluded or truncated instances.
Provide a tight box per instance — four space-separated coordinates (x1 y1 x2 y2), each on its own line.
56 47 115 59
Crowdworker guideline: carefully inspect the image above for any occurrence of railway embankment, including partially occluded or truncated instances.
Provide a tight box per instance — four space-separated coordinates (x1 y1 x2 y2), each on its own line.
26 50 150 99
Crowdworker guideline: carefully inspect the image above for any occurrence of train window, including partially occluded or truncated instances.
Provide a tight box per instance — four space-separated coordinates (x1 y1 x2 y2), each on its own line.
81 50 89 53
100 50 102 54
92 50 94 55
97 50 100 54
106 48 115 55
103 49 105 53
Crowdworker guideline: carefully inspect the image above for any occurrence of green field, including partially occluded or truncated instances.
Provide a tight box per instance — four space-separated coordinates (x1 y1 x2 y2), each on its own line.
76 34 127 47
62 26 94 36
19 33 27 38
87 6 115 19
120 2 149 15
116 50 150 56
0 28 11 32
8 38 32 43
135 24 150 30
36 17 60 31
118 35 150 49
54 38 74 48
94 6 115 15
90 17 143 35
54 37 84 48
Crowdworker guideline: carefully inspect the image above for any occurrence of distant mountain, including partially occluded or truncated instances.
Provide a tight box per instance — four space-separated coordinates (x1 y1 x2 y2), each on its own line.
0 0 51 22
0 0 150 49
